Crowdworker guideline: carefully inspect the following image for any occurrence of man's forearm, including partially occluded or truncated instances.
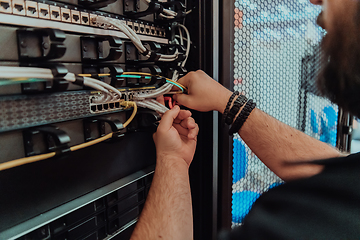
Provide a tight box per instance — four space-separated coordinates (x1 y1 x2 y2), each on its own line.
239 108 342 181
130 157 193 240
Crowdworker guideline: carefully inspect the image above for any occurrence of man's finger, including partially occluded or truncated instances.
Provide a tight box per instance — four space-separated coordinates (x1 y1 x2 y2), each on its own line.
174 110 192 124
173 123 189 137
179 117 196 130
173 93 192 107
188 123 199 140
158 105 181 130
176 73 190 87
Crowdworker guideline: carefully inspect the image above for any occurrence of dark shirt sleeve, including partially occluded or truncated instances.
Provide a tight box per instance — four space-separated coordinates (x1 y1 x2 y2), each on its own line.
219 154 360 240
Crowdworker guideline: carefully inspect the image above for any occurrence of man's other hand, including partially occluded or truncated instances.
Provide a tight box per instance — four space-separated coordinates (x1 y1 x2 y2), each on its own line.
173 70 232 113
153 105 199 166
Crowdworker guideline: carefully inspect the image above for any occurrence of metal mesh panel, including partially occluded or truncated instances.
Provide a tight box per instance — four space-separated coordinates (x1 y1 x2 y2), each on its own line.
232 0 338 226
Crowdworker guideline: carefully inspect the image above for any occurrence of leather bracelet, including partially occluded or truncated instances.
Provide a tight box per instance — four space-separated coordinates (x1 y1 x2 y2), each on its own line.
225 95 247 125
229 99 256 135
222 91 239 124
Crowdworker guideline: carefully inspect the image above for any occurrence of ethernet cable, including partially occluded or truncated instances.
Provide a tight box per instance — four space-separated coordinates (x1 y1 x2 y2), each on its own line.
135 98 168 114
0 101 137 172
78 72 187 93
178 24 191 67
0 66 122 101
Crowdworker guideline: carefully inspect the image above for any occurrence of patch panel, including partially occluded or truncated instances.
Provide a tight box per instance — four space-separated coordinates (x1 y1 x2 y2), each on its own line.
71 9 80 24
38 2 50 19
0 84 159 133
25 0 37 18
61 7 71 23
90 100 122 114
50 5 61 21
12 0 25 16
0 0 11 14
0 1 167 38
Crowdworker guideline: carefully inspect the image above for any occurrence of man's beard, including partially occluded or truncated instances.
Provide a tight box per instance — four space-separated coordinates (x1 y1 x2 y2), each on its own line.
317 8 360 118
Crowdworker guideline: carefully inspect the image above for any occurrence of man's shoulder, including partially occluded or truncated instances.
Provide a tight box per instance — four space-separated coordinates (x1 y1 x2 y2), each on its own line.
219 153 360 240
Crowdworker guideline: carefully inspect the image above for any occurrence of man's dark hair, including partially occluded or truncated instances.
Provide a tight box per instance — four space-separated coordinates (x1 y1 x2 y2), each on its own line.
317 5 360 118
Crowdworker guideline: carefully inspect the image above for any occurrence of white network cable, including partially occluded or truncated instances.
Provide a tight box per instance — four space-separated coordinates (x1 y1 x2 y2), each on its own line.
92 16 180 62
0 66 121 102
135 99 169 114
131 25 190 107
178 24 190 67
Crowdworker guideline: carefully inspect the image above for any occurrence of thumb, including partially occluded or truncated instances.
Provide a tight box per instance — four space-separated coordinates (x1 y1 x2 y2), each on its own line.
173 94 191 107
158 105 181 130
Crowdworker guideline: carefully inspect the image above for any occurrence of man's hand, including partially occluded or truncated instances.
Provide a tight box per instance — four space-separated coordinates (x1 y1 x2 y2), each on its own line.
153 105 199 166
173 70 232 113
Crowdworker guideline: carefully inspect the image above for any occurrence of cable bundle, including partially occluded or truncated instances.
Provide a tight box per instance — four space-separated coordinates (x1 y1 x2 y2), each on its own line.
0 66 121 102
91 16 180 62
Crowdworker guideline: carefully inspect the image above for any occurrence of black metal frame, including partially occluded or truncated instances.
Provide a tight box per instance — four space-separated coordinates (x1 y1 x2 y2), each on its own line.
185 1 219 239
186 0 235 239
217 0 235 233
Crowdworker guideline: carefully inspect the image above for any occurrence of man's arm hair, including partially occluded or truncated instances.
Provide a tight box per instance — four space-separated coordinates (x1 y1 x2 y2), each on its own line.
239 108 343 181
130 158 193 240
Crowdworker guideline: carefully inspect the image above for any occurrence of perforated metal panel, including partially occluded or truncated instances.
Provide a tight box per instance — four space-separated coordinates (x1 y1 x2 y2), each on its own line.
231 0 338 226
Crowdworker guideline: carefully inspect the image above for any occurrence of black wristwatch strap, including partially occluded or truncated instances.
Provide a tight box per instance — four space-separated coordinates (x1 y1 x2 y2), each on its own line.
222 91 239 124
225 95 247 125
229 99 256 135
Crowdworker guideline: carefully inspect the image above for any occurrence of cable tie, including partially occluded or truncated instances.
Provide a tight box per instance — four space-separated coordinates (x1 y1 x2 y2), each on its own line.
148 52 161 62
141 49 150 56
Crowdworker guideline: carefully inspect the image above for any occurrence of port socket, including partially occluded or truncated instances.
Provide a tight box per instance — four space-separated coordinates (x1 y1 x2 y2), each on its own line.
61 7 71 23
139 23 145 34
13 0 25 15
103 104 109 110
91 105 97 112
25 1 37 17
133 22 139 33
89 13 98 26
50 5 60 21
80 12 89 25
71 9 80 24
0 0 12 14
145 25 150 35
127 21 133 30
38 3 50 19
109 103 114 109
150 26 156 36
115 102 120 108
97 105 103 111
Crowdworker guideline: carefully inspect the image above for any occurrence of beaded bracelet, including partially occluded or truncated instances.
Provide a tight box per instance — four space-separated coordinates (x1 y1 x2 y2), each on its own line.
229 99 256 135
222 91 239 124
225 95 248 125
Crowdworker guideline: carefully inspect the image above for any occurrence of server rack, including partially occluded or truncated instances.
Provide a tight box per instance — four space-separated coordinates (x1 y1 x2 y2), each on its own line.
0 0 220 239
